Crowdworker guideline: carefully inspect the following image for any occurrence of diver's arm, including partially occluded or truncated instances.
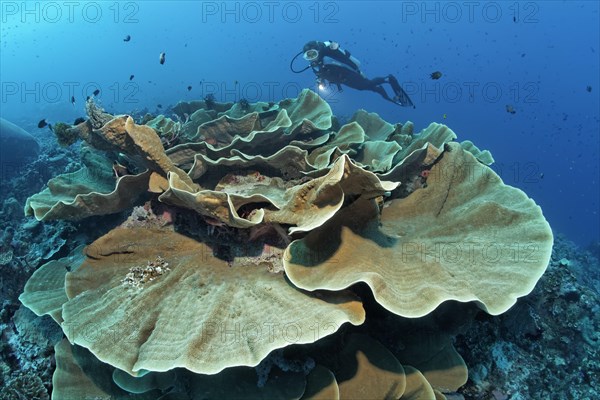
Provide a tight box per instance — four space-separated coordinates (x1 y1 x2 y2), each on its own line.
323 41 362 72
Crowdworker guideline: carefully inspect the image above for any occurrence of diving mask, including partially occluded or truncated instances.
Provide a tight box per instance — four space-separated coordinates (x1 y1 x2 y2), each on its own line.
303 49 319 62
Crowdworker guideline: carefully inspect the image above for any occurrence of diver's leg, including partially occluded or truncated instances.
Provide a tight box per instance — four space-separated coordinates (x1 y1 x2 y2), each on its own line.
353 76 402 105
370 84 400 105
387 74 402 92
370 76 387 85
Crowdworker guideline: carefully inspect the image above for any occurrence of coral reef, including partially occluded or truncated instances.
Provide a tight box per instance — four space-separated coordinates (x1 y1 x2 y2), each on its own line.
455 234 600 399
51 122 79 147
6 90 572 399
0 373 49 400
0 123 124 399
0 307 61 400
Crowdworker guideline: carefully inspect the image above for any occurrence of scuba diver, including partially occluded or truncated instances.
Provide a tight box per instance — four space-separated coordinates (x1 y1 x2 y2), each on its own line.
291 40 415 108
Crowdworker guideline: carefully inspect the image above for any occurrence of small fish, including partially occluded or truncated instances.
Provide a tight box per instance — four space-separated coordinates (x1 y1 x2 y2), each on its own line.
442 113 447 119
73 117 85 125
157 104 163 109
430 71 442 80
93 89 100 96
234 80 239 85
123 35 131 42
586 85 592 92
129 74 135 81
505 104 516 114
159 52 166 65
37 119 48 128
71 95 75 105
187 85 192 91
48 123 54 132
539 173 544 179
513 16 516 22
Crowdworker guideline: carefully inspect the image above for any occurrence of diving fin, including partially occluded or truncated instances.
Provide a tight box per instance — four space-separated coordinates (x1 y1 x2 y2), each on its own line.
388 75 415 108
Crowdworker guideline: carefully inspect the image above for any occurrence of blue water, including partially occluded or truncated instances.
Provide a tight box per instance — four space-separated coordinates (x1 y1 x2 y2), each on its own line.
1 1 598 246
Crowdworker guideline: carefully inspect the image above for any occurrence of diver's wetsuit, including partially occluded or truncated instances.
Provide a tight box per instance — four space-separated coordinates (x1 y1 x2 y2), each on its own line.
304 40 415 108
316 64 414 108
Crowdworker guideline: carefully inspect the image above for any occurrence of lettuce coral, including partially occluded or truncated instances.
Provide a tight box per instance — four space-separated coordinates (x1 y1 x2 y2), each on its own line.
20 89 553 399
284 141 552 318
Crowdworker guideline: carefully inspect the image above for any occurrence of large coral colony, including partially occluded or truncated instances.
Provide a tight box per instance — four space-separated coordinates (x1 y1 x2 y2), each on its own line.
19 89 553 399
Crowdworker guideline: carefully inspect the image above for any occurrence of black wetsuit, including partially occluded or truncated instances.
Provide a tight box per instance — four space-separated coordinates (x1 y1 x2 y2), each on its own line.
304 40 415 108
